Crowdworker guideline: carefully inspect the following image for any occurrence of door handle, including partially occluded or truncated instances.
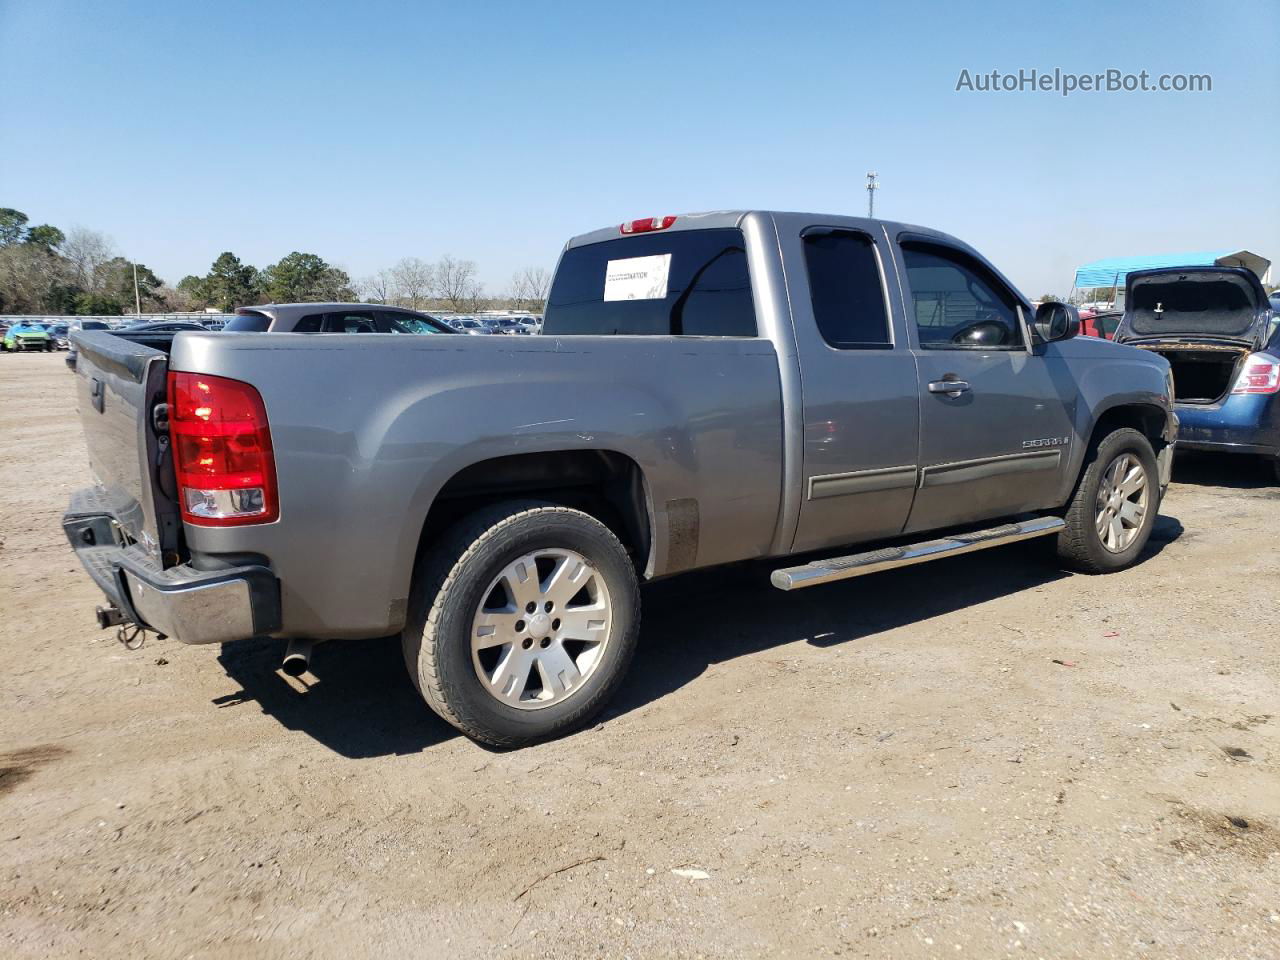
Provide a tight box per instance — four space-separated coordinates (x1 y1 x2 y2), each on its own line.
928 379 971 397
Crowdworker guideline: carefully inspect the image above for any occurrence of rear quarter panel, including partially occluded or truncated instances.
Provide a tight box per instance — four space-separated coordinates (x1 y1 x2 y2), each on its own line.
169 333 783 638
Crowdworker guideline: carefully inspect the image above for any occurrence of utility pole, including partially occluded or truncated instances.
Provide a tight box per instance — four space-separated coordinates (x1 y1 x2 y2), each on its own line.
132 262 142 316
866 172 879 218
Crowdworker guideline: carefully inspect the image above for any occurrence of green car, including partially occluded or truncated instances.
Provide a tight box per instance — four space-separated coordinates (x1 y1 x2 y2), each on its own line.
2 322 55 352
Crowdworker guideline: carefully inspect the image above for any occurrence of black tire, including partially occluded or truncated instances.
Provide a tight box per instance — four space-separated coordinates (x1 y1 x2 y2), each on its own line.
1270 456 1280 485
1057 427 1160 573
402 501 640 747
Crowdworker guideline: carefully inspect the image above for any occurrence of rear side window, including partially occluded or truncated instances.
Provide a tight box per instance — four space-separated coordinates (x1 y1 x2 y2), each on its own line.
224 311 271 332
323 311 376 333
803 231 891 348
294 314 323 333
544 228 756 336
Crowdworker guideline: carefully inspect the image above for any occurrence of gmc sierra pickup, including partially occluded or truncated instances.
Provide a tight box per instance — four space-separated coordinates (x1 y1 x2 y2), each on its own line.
65 211 1176 746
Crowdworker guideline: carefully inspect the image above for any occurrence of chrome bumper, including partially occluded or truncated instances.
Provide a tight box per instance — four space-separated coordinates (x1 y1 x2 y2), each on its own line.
121 567 262 645
64 489 280 645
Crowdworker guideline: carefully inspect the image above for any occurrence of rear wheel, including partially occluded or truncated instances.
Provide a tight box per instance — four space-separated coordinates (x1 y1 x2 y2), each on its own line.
1057 427 1159 573
402 501 640 747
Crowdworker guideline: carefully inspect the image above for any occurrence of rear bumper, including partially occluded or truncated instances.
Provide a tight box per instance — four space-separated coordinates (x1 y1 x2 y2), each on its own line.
64 488 280 644
1174 395 1279 458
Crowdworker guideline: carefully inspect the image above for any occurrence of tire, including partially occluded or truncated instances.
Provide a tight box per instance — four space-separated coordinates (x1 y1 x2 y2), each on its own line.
1056 427 1160 573
402 501 640 747
1270 457 1280 485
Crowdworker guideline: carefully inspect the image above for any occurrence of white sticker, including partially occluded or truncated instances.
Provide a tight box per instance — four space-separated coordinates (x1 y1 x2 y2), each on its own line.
603 254 671 301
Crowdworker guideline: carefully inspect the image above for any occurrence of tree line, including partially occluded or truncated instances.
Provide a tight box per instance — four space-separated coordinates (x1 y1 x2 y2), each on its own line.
0 205 550 316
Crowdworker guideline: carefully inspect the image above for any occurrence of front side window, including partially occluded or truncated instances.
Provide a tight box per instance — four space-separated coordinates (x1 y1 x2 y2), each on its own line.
803 230 891 349
544 228 756 336
901 242 1022 349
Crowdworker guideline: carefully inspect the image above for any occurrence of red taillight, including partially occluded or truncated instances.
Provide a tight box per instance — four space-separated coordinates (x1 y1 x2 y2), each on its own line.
620 215 677 234
1231 353 1280 395
167 371 278 525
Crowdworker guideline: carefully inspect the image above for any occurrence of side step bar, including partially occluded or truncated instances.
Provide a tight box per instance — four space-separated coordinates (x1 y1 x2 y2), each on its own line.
771 516 1065 591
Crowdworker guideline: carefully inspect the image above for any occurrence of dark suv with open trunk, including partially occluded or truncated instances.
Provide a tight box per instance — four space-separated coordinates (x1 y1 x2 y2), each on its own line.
1116 266 1279 480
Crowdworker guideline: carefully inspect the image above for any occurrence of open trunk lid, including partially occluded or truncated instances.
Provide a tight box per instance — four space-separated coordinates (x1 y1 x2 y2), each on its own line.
1116 266 1269 346
1115 267 1272 404
70 330 182 565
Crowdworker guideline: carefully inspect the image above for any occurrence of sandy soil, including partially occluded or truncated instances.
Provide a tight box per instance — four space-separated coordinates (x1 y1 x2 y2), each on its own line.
1 350 1278 959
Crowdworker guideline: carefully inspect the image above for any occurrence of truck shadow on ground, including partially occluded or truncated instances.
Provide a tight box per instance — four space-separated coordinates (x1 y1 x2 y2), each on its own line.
214 514 1184 759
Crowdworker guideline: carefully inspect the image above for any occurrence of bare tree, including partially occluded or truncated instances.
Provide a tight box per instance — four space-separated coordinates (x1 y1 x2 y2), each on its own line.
357 268 395 304
512 266 551 312
435 254 480 312
62 227 115 289
388 257 434 309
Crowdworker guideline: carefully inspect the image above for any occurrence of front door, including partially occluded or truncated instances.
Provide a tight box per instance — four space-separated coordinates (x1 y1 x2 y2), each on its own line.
895 239 1076 534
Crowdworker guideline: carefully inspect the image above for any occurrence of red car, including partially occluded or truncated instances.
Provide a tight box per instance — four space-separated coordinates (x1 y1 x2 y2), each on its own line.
1079 309 1121 340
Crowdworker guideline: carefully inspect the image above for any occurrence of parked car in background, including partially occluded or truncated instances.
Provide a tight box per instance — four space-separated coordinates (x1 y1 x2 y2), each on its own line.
450 318 489 334
1080 310 1122 340
123 321 210 334
487 316 533 335
1116 266 1279 480
66 209 1175 747
224 303 454 334
64 321 112 369
4 321 55 352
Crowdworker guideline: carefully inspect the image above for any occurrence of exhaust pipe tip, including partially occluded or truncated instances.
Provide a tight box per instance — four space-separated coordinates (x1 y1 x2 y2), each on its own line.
281 639 314 677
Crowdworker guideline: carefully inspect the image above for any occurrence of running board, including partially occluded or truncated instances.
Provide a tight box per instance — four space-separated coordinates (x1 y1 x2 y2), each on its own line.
770 516 1065 591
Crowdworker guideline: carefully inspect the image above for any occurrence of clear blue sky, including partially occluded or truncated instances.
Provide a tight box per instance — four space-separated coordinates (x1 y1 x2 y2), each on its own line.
2 0 1276 297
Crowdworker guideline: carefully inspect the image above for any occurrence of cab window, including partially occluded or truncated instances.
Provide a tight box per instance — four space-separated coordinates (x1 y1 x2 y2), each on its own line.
900 242 1024 349
544 228 756 336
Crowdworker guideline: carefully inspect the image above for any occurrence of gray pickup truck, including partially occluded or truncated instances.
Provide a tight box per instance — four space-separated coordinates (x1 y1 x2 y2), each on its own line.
66 211 1176 746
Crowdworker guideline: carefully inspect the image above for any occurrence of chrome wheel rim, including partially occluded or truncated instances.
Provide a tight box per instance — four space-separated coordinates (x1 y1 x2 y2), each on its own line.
471 548 612 710
1094 453 1149 553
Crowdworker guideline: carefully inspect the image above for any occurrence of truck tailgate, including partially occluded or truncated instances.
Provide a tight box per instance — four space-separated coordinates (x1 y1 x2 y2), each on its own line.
70 330 180 564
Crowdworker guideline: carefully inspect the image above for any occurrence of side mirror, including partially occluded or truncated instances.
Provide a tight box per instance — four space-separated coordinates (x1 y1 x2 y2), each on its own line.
1034 301 1080 343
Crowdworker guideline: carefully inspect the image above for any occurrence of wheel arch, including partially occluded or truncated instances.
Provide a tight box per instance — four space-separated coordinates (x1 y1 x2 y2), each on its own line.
411 448 656 588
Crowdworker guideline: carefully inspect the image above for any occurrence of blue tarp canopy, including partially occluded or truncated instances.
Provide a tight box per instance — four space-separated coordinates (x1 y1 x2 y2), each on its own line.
1074 250 1270 289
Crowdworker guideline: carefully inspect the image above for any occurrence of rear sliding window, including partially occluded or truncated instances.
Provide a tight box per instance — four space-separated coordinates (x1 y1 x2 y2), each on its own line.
543 228 756 336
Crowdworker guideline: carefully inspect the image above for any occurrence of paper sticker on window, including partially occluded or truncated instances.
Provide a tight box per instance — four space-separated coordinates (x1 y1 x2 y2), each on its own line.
603 254 671 301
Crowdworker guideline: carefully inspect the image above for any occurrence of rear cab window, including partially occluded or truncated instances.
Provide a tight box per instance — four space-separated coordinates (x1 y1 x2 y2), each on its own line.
543 228 756 336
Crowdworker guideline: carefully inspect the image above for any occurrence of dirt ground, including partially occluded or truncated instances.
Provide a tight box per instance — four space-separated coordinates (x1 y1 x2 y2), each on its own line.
2 350 1278 959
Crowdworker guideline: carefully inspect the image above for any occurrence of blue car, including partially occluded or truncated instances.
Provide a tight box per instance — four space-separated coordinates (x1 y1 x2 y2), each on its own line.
1116 266 1279 481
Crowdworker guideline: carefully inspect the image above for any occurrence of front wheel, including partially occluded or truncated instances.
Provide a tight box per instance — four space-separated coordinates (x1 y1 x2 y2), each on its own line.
1056 427 1160 573
402 501 640 747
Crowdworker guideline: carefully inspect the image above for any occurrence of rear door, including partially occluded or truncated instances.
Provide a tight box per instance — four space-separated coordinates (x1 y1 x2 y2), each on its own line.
895 238 1075 533
785 226 921 553
322 310 377 333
